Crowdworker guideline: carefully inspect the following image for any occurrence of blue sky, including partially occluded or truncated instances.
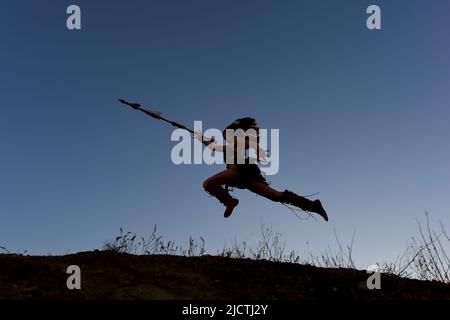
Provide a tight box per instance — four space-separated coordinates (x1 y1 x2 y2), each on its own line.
0 0 449 267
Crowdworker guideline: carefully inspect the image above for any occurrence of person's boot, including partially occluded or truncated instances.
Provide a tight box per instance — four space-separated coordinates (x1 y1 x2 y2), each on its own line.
223 198 239 218
281 190 328 221
204 183 239 218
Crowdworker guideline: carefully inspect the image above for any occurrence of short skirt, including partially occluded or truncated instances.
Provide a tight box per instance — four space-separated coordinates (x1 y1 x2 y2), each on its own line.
226 164 268 189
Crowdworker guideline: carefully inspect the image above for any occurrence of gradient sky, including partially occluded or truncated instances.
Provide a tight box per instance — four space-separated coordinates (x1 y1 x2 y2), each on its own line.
1 0 449 267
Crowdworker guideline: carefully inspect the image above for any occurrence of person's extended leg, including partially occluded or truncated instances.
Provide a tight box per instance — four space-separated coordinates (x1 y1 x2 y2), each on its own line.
246 181 284 202
246 182 329 221
203 169 241 218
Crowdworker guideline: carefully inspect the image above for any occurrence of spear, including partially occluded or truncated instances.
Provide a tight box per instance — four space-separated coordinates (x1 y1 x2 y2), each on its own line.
118 99 213 141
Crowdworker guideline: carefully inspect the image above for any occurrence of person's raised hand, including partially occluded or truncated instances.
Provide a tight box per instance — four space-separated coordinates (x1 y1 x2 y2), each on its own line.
194 130 203 142
258 148 269 162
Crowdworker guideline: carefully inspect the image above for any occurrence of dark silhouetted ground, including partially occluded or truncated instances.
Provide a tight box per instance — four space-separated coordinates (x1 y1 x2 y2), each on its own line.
1 251 449 300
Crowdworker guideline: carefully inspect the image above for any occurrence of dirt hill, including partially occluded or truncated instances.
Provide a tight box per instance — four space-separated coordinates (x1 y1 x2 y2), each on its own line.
1 251 449 300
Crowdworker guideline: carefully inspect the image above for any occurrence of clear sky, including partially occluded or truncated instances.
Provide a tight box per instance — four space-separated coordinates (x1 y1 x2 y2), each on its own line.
1 0 449 267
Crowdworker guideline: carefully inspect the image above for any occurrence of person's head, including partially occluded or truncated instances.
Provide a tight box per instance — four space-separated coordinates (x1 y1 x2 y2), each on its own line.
223 117 259 142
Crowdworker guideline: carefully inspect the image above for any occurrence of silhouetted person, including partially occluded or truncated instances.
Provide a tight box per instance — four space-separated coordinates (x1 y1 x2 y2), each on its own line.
195 117 328 221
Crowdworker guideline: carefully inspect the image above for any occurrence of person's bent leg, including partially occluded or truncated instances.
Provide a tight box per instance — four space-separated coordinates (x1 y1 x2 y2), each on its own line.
203 169 241 218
